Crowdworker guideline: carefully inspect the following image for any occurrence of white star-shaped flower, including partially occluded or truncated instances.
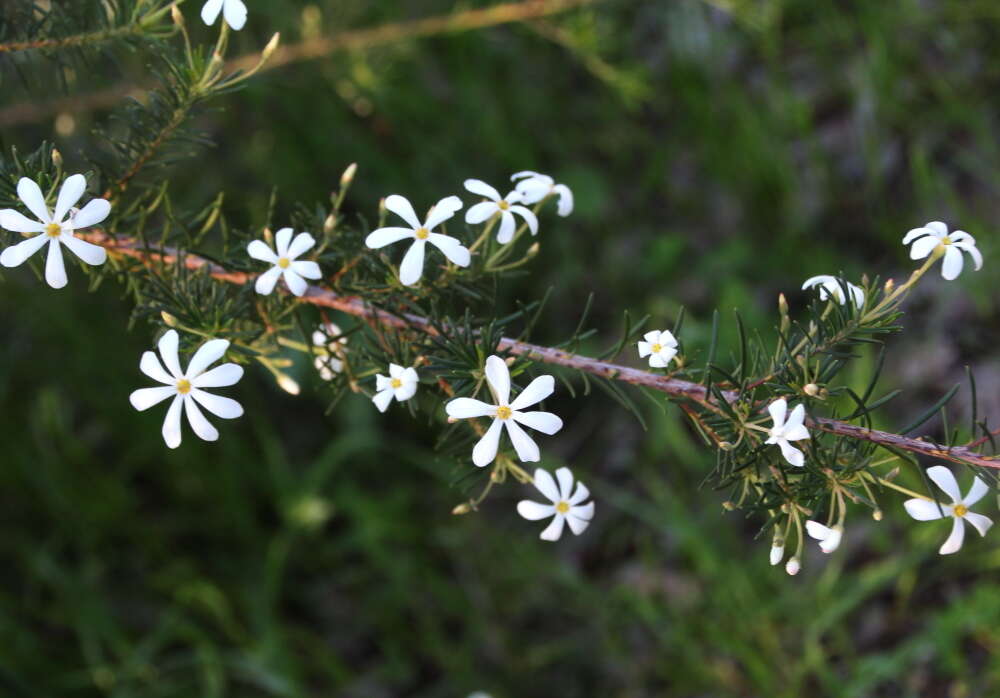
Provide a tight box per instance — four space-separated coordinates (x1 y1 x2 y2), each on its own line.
373 363 419 412
805 521 843 553
517 467 594 541
247 228 322 297
765 398 810 467
511 170 574 217
201 0 247 30
313 322 347 381
636 329 678 368
129 330 244 449
801 275 865 308
463 179 539 244
0 174 110 288
902 221 982 280
445 355 563 467
903 465 993 555
365 194 470 286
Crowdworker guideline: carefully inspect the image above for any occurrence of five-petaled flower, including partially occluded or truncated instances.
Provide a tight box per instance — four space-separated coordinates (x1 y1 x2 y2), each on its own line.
313 322 347 381
517 467 594 541
373 363 419 412
463 179 539 244
801 275 865 308
201 0 247 30
129 330 244 449
366 194 470 286
903 465 993 555
902 221 982 281
445 355 563 467
511 171 574 217
805 521 844 553
0 174 110 288
765 398 810 467
637 329 678 368
247 228 322 297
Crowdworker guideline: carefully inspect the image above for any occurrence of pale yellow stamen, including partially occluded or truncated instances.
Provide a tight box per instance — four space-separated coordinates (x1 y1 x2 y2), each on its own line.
498 201 510 211
651 343 662 353
941 236 953 246
277 257 291 269
953 503 968 518
556 501 570 514
415 227 429 240
496 406 512 420
45 223 61 238
390 378 402 389
176 379 192 395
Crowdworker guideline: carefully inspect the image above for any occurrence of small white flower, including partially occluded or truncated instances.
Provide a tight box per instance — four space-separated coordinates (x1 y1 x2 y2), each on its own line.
769 542 784 566
801 275 865 308
365 194 470 286
0 174 110 288
902 221 982 281
517 467 594 541
785 557 801 576
903 465 993 555
636 329 678 368
201 0 247 30
373 363 419 412
312 322 347 381
511 170 574 217
805 521 843 553
129 330 244 449
765 398 810 467
445 355 563 467
463 179 539 244
247 228 322 297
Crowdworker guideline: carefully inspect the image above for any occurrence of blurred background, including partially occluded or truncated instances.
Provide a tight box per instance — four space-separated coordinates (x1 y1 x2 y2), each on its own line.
1 0 1000 695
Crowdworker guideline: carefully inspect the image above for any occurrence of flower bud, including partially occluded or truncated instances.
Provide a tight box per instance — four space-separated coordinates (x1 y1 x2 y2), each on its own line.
803 383 820 397
277 373 300 396
340 162 357 189
51 148 63 169
722 500 736 511
885 466 900 481
884 278 895 293
323 213 337 234
452 502 472 515
171 3 184 27
872 509 883 521
778 293 788 316
261 33 281 62
785 557 801 576
161 311 179 327
719 441 734 451
769 543 784 566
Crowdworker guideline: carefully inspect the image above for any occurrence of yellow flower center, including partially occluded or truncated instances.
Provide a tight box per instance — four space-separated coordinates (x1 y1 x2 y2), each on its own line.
176 379 192 395
498 201 510 211
651 343 662 353
556 501 570 514
953 503 968 518
45 222 62 238
277 257 291 269
941 236 952 246
496 406 512 420
390 378 402 389
415 227 429 240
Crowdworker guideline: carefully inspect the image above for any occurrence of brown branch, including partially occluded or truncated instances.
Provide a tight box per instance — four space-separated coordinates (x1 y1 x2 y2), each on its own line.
0 0 602 128
79 230 1000 471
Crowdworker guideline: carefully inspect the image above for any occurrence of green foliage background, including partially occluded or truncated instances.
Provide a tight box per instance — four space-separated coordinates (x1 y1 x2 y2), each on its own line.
1 0 1000 695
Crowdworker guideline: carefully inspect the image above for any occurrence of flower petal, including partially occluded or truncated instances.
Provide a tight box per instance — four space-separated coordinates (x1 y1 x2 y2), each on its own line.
286 232 316 260
160 395 185 448
553 183 574 216
0 209 44 233
60 232 107 266
201 0 224 25
512 410 562 435
186 338 229 378
964 476 990 507
768 398 787 428
472 418 503 467
484 355 510 405
939 517 965 555
805 520 832 541
17 178 50 223
901 228 929 245
957 241 983 271
941 245 963 280
555 467 574 501
908 235 939 260
566 510 592 535
157 330 183 378
509 205 538 235
446 397 496 419
254 266 283 295
1 234 50 267
539 514 566 541
247 239 278 263
283 269 307 296
926 465 962 503
777 439 804 467
366 227 414 249
192 363 243 388
964 512 993 537
222 0 247 30
53 174 86 223
568 481 591 505
290 260 321 281
465 201 498 225
69 198 110 229
783 424 810 442
533 468 560 502
509 375 554 411
274 228 293 258
140 350 174 385
426 233 470 267
423 195 463 230
504 419 540 462
903 498 947 521
190 389 243 419
785 404 806 430
398 239 425 286
496 211 516 244
517 500 555 521
372 388 394 413
637 341 652 358
463 179 501 202
384 194 422 229
44 238 67 288
129 386 176 411
925 221 949 236
183 395 219 442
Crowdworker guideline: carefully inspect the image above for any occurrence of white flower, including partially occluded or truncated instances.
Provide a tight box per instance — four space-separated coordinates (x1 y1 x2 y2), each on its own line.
902 221 982 281
801 275 865 308
765 398 810 467
636 329 678 368
365 195 470 286
769 542 784 566
247 228 322 297
372 363 419 412
805 521 843 553
445 355 563 467
517 467 594 541
129 330 244 449
201 0 247 30
0 174 110 289
511 170 574 217
785 557 801 576
312 323 347 381
903 465 993 555
463 179 539 244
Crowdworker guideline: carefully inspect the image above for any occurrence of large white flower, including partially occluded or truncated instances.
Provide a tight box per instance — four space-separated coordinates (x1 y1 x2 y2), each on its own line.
463 179 539 244
801 275 865 308
765 398 810 467
313 322 347 381
511 170 574 217
517 467 594 541
365 194 470 286
805 521 843 554
373 363 419 412
903 465 993 555
902 221 982 281
129 330 244 449
247 228 322 297
0 174 110 288
201 0 247 30
445 355 563 467
636 329 678 368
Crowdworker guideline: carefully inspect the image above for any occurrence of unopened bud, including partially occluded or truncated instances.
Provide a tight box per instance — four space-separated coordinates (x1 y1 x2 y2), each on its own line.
785 557 801 576
452 502 472 515
378 197 387 216
885 466 900 481
171 3 184 27
261 33 281 62
722 500 736 511
803 383 820 397
51 148 63 169
884 278 895 293
490 469 503 482
525 242 540 257
778 293 788 316
769 542 784 566
340 162 357 188
323 213 337 234
872 509 883 521
161 311 179 327
719 441 734 451
277 373 300 396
